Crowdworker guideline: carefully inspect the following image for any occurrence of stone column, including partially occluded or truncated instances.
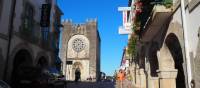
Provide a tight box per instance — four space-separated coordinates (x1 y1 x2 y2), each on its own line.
139 69 146 88
158 69 178 88
135 65 141 87
130 64 136 84
149 77 159 88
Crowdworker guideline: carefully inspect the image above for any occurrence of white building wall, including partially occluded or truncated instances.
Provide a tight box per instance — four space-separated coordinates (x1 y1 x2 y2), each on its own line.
171 3 200 87
172 8 183 26
173 4 200 57
186 5 200 57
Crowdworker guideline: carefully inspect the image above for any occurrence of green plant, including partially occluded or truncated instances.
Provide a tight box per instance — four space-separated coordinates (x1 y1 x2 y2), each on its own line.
132 24 137 31
127 35 137 57
163 0 172 8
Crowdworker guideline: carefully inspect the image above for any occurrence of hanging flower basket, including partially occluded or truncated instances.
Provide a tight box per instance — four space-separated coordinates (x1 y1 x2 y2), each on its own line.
134 1 143 14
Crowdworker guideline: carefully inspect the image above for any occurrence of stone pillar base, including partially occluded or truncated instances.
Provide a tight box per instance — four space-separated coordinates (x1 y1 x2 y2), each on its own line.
149 77 159 88
135 69 146 88
157 69 178 88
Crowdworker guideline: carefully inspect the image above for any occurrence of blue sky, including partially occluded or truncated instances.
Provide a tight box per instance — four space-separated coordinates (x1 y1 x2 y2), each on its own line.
58 0 128 76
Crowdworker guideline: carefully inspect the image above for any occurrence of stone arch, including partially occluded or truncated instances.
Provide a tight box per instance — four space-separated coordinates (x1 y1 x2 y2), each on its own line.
73 62 83 69
6 43 34 82
164 33 186 88
9 43 34 64
164 22 184 55
72 62 83 80
157 21 186 88
158 43 175 70
158 21 185 71
10 49 33 87
35 51 49 68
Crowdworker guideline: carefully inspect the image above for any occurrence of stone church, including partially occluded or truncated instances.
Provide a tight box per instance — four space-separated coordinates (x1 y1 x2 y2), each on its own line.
60 19 101 81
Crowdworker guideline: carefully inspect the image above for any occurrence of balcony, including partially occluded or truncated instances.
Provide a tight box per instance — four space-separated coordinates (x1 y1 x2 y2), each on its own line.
141 5 173 42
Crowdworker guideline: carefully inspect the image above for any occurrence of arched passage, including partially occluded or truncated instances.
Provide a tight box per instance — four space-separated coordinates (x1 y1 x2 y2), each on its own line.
72 62 83 80
149 43 159 77
11 49 33 88
165 33 186 88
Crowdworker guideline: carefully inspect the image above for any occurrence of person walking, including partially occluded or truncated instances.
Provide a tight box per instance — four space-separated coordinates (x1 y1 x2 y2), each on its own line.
117 69 125 88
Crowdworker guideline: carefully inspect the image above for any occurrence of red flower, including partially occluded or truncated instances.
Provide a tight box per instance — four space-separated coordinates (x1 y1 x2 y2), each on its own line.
134 1 142 14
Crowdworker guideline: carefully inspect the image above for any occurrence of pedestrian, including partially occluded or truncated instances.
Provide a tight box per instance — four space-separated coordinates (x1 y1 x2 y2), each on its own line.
89 76 92 81
117 69 125 88
75 67 81 82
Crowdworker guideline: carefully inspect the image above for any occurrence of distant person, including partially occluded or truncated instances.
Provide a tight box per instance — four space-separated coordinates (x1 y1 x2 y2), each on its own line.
75 68 81 82
89 76 92 81
117 69 125 88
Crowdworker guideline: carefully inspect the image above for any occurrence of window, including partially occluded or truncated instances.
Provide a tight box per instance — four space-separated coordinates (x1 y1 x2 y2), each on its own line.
72 38 86 52
19 1 36 40
24 3 34 30
0 0 3 19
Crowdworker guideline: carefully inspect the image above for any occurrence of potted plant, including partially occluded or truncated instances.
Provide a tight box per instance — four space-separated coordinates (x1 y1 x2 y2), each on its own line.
163 0 172 8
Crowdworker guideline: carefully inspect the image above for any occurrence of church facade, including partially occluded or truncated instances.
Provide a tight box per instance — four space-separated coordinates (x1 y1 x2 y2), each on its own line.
60 19 101 81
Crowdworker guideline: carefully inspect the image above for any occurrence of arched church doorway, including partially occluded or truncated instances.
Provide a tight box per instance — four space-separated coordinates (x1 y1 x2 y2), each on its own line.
11 49 33 88
165 33 186 88
72 62 83 81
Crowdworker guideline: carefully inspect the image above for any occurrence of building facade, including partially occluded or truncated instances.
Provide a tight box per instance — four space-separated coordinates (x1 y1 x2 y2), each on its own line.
119 0 200 88
60 19 101 81
0 0 63 86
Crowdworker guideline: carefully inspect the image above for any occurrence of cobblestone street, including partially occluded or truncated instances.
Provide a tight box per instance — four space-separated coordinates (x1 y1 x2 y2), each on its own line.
66 82 115 88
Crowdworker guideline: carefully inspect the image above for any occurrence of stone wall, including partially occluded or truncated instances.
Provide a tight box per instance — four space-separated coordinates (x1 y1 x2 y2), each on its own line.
194 29 200 87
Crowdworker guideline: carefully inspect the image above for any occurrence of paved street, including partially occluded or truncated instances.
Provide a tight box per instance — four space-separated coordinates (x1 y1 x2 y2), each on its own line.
66 80 137 88
66 81 115 88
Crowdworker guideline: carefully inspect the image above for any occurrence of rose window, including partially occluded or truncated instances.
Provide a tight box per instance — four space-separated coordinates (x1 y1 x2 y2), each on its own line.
72 38 86 52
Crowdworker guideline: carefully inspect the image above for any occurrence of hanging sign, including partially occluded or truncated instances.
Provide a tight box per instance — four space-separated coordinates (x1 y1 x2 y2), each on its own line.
40 4 51 27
